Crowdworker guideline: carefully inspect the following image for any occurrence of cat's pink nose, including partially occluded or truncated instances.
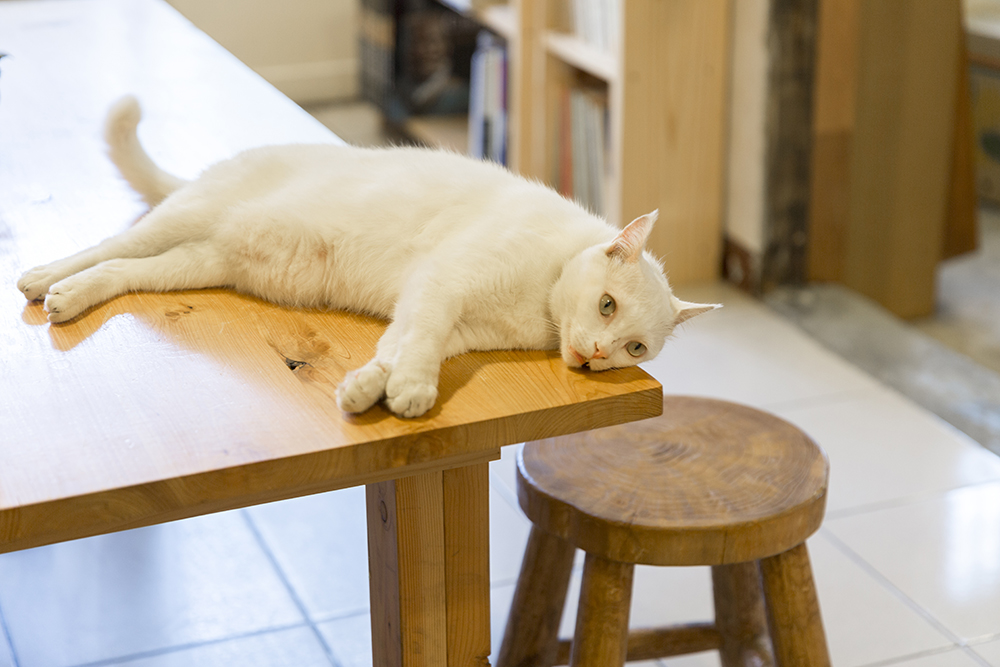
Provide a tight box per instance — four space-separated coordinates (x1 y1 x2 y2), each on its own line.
591 346 607 360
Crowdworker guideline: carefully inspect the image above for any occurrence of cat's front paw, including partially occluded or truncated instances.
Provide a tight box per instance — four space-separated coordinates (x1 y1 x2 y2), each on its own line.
43 279 92 323
337 360 390 413
385 374 438 418
17 265 62 301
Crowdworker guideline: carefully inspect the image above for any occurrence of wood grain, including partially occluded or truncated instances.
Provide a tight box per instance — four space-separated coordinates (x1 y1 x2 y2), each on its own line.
442 463 493 667
367 471 450 667
0 0 663 554
369 464 495 667
615 0 730 281
842 0 961 317
496 526 576 667
517 396 828 566
806 0 860 283
367 480 404 667
760 543 831 667
943 36 978 261
554 625 721 665
808 0 976 304
506 396 828 666
568 554 634 667
712 562 774 667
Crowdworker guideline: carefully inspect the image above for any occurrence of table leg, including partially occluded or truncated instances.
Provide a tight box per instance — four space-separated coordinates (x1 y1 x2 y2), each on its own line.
367 462 492 667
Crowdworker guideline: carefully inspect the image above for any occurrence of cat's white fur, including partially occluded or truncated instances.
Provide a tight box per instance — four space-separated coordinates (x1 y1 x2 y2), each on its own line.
17 96 719 417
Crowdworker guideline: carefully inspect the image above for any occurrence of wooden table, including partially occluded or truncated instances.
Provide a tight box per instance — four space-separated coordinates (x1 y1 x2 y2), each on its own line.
0 1 662 665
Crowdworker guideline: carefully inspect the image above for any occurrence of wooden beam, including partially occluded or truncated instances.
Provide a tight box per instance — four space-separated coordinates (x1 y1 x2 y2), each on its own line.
616 0 730 284
842 0 961 317
368 461 494 667
367 472 448 667
442 463 493 667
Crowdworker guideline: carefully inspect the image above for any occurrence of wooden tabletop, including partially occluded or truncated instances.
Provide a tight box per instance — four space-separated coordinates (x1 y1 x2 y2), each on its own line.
0 0 662 554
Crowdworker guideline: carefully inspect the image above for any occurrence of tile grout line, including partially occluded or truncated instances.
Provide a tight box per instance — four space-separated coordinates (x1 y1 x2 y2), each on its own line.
66 623 312 667
826 478 1000 521
856 643 989 667
0 597 20 667
817 528 973 655
240 509 343 667
758 389 863 414
489 467 522 515
961 645 996 667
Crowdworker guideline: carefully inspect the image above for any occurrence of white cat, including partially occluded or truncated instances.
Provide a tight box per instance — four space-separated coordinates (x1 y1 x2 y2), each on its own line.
17 96 718 418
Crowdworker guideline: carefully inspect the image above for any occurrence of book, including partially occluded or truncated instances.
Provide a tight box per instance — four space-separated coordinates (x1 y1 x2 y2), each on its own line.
468 31 507 164
560 85 607 215
568 0 619 54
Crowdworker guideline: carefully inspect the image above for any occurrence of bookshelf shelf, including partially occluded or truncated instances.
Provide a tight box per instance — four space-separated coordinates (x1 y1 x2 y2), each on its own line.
509 0 731 284
543 31 616 82
478 4 515 40
435 0 515 39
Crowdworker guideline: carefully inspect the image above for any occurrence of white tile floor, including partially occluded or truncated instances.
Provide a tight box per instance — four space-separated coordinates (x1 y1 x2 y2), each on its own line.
3 281 1000 667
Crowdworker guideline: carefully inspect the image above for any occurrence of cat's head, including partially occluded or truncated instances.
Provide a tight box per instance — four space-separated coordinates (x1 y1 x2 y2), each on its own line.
550 210 719 371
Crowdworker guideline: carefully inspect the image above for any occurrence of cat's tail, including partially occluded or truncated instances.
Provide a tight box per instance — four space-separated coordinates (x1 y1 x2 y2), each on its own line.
104 96 189 207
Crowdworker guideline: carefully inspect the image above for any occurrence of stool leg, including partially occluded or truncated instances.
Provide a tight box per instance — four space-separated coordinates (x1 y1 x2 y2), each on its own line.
759 543 831 667
712 562 775 667
568 554 634 667
497 526 576 667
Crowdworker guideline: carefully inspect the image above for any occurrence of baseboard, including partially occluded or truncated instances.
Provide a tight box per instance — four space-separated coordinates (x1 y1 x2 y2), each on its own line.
722 236 760 295
255 58 359 105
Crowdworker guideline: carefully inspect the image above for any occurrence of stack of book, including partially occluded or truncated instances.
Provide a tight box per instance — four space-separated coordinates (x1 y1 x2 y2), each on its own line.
558 87 608 216
569 0 620 54
467 31 507 164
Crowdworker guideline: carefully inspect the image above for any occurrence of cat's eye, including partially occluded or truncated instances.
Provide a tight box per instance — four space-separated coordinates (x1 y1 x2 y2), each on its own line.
626 341 646 357
599 294 616 316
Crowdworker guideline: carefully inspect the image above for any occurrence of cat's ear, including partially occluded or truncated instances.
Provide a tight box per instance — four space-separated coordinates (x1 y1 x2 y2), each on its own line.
607 210 658 262
671 295 721 325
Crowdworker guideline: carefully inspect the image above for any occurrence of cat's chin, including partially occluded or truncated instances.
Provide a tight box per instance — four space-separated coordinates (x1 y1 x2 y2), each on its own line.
561 344 593 370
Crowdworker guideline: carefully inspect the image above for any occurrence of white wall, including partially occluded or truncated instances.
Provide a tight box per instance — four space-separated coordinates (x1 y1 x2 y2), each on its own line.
725 0 769 257
166 0 359 104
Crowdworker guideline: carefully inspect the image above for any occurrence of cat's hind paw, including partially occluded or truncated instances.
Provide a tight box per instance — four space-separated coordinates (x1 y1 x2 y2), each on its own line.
17 265 62 302
337 360 390 414
385 375 438 419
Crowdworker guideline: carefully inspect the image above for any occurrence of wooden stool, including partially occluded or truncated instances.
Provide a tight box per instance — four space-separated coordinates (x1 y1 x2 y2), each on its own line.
497 396 831 667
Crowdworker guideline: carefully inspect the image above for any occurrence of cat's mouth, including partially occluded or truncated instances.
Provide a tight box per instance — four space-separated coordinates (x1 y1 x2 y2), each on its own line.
568 346 589 368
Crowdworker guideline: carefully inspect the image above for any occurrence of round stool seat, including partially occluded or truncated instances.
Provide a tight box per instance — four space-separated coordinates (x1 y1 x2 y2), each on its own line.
517 395 829 566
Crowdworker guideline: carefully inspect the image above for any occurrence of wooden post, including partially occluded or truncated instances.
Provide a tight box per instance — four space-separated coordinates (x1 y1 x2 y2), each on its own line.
510 0 548 179
616 0 730 282
367 463 493 667
806 0 861 284
568 554 635 667
842 0 962 318
442 464 493 667
759 543 830 667
712 562 775 667
497 526 577 667
808 0 975 298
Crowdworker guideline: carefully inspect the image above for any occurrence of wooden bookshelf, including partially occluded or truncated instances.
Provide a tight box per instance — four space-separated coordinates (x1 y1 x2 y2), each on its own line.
417 0 730 285
509 0 731 284
543 32 616 82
